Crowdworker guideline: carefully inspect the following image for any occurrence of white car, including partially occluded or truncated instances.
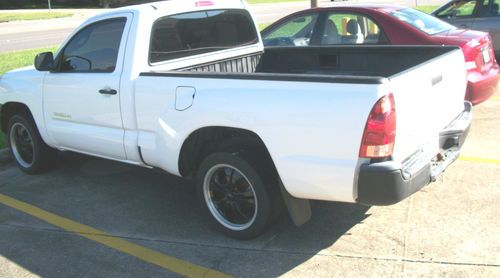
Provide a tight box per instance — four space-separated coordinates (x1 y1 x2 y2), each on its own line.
0 0 472 239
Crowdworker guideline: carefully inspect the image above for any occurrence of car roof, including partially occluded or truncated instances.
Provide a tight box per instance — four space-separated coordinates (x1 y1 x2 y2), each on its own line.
306 3 407 13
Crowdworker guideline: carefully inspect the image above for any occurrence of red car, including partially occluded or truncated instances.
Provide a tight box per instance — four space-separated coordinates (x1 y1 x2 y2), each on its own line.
261 4 499 105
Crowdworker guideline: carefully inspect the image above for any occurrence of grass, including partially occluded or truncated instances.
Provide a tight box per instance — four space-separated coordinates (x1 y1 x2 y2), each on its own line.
0 46 58 75
0 46 58 149
414 5 439 14
0 12 73 23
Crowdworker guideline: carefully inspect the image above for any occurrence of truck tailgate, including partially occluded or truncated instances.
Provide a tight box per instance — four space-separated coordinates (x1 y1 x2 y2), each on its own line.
389 48 468 163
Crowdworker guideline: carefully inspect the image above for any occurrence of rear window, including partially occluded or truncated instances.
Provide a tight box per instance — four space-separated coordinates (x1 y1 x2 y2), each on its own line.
390 8 456 35
150 9 258 64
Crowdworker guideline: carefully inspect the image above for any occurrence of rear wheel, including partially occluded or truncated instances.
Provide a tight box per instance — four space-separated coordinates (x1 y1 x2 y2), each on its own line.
7 114 57 174
196 152 280 239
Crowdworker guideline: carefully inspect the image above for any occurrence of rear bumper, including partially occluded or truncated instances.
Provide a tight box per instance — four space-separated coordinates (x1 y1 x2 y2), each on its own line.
356 101 472 206
465 64 499 105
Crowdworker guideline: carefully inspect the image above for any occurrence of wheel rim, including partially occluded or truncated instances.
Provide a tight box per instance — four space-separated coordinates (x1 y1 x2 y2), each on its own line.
10 122 35 168
203 164 258 231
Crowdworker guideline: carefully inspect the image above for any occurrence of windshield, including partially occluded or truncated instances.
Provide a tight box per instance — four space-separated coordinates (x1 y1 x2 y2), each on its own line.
390 8 456 35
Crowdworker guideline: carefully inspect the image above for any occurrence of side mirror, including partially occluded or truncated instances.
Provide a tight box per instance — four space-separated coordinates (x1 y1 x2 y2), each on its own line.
34 52 54 71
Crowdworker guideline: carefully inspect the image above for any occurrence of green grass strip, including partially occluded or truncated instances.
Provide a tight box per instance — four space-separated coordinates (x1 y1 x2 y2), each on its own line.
0 12 73 23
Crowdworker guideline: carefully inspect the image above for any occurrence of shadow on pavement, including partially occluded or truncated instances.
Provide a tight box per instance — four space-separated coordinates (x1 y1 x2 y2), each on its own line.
0 152 370 277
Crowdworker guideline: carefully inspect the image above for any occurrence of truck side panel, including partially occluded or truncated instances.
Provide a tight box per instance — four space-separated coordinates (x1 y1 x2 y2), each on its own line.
134 76 383 203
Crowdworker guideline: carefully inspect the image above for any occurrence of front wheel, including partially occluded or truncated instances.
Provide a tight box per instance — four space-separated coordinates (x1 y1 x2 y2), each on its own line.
7 114 57 174
196 152 279 239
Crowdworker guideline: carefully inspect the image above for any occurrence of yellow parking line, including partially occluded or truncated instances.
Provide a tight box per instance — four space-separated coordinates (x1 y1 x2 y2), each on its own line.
459 156 500 165
0 193 231 278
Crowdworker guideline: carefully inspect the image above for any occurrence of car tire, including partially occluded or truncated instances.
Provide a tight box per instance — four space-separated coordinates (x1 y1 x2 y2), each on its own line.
7 114 57 174
196 151 281 239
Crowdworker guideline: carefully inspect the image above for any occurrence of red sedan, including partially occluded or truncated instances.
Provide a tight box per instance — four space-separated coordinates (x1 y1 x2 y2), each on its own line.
261 4 499 105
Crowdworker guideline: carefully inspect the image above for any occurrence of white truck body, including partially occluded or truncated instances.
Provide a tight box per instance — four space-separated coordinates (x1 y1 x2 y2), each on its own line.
0 0 472 234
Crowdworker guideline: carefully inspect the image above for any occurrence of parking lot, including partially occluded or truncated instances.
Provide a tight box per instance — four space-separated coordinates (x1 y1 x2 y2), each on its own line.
0 87 497 277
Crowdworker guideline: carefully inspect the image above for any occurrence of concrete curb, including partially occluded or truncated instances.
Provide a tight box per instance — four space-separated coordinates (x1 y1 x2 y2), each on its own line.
0 148 12 163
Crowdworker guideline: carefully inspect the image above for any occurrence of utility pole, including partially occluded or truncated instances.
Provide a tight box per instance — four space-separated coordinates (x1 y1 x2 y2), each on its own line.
48 0 52 11
311 0 318 8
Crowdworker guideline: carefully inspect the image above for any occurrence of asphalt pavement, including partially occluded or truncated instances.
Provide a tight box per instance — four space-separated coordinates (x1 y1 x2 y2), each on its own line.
0 89 499 278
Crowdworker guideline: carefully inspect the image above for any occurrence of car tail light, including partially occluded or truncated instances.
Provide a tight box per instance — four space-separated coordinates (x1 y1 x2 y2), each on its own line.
461 34 494 72
359 94 396 158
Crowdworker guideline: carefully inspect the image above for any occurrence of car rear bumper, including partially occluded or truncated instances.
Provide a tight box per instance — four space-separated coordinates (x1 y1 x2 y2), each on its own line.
466 64 499 105
356 101 472 206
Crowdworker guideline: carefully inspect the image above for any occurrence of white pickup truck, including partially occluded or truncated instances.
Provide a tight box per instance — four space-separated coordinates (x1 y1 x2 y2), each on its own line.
0 0 472 239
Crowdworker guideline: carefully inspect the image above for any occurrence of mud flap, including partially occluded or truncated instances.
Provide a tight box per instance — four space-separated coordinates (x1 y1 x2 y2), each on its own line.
279 182 312 226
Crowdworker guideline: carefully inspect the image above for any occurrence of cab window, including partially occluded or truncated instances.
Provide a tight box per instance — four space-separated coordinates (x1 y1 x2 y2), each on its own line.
58 18 126 73
150 9 258 64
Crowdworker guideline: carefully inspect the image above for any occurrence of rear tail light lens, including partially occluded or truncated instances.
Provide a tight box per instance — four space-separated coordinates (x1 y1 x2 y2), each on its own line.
359 94 396 158
461 35 494 71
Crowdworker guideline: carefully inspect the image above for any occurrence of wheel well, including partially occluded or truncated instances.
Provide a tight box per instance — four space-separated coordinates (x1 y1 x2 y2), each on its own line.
178 126 277 178
0 102 32 133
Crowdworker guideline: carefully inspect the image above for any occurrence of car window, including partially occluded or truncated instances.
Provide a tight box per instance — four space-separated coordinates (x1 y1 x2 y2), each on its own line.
391 8 456 35
59 18 126 73
150 9 258 64
436 0 482 17
488 0 500 16
262 14 318 46
320 13 386 45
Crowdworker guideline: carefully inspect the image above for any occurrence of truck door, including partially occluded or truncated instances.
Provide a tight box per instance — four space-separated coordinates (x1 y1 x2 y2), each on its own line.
43 14 131 159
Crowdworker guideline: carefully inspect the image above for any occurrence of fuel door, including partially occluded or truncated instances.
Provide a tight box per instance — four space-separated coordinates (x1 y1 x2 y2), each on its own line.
175 86 196 111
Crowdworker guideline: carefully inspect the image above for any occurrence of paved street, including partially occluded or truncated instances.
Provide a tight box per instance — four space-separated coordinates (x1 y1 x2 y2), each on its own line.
0 0 449 52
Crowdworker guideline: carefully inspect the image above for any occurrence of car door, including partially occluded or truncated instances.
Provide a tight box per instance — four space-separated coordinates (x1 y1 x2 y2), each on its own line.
434 0 485 29
472 0 500 57
43 14 131 160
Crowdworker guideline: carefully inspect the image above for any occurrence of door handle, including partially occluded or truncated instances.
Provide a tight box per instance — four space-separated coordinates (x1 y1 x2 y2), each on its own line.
99 88 117 95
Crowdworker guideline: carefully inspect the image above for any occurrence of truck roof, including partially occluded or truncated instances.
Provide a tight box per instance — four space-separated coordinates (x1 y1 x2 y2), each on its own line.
95 0 247 19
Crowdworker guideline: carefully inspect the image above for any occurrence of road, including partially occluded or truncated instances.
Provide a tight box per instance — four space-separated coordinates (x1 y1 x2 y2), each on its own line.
0 0 448 52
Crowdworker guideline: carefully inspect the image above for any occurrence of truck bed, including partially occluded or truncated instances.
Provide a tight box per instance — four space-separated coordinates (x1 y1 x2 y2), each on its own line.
176 45 456 79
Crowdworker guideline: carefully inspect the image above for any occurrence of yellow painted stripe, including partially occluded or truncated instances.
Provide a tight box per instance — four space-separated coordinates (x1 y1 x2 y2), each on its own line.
0 193 231 278
492 96 500 101
459 156 500 165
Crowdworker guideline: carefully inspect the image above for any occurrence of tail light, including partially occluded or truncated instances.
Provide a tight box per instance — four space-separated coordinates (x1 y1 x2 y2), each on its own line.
359 94 396 158
461 34 494 72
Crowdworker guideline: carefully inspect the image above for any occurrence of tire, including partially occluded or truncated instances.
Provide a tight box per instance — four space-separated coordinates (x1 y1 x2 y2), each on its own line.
196 151 281 239
7 114 57 174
